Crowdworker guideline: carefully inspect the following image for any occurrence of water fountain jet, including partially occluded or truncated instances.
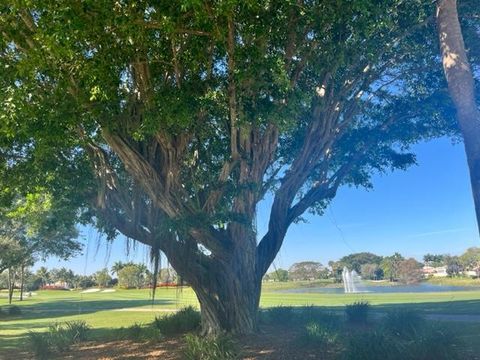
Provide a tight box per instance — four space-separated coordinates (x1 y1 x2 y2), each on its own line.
342 267 363 293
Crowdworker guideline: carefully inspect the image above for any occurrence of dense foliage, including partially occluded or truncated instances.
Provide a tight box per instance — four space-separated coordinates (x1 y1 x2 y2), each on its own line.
288 261 326 281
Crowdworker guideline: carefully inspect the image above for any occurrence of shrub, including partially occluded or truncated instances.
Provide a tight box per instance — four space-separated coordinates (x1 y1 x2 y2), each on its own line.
343 322 461 360
300 322 338 351
8 305 22 316
402 323 461 360
125 323 142 341
47 323 75 352
65 320 90 342
260 306 342 329
26 321 91 358
121 323 143 341
299 306 341 329
153 306 201 336
382 309 425 339
260 306 296 325
27 332 52 360
141 325 163 342
345 301 369 324
118 323 164 342
184 334 238 360
344 331 399 360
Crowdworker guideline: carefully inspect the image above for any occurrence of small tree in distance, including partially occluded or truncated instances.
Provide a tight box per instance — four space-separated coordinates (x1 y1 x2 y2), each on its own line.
288 261 325 281
118 264 149 289
459 248 480 272
265 269 289 282
397 258 423 285
94 268 112 288
423 254 447 267
360 263 383 280
381 253 405 282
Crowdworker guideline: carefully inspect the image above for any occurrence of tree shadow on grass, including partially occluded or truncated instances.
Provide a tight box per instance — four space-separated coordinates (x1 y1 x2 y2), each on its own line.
3 299 480 358
0 336 32 360
277 299 480 316
0 298 177 322
371 299 480 315
0 301 181 355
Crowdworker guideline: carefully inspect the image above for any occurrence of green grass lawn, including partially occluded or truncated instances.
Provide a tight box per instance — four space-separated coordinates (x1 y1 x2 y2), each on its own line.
2 285 480 352
426 276 480 286
261 279 336 290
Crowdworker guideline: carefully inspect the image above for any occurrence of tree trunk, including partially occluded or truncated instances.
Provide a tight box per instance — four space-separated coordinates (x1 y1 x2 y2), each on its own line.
7 268 16 305
19 265 25 301
192 265 261 335
437 0 480 234
167 231 262 335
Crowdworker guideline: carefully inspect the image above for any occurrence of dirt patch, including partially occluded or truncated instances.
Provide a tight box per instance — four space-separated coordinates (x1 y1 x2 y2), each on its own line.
41 325 320 360
113 308 178 312
67 338 184 360
239 325 315 360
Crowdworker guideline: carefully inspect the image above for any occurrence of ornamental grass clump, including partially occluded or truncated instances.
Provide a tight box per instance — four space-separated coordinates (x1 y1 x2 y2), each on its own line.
27 332 52 360
47 322 76 352
402 323 462 360
382 309 425 339
26 321 91 359
343 331 399 360
299 321 339 356
119 322 163 342
153 306 201 336
122 323 144 341
343 321 461 360
260 306 296 326
300 306 341 329
184 334 239 360
345 301 370 324
65 320 90 342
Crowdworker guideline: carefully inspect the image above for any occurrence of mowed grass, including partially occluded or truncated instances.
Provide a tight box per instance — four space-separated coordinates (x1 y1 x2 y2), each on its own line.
426 276 480 286
2 285 480 352
0 288 198 349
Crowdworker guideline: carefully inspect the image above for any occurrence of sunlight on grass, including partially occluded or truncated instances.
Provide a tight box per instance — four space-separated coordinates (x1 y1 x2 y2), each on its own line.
2 286 480 352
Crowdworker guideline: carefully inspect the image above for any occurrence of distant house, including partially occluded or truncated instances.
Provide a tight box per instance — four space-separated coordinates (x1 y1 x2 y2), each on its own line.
422 266 448 277
422 266 435 276
43 281 70 290
464 267 480 277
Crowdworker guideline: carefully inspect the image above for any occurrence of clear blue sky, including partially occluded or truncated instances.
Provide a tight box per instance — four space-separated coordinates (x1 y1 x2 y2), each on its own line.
36 137 480 275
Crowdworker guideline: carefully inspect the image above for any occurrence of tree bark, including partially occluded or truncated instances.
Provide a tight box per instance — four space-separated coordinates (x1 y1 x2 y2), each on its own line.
192 267 261 335
437 0 480 234
164 230 262 335
19 265 25 301
7 268 15 305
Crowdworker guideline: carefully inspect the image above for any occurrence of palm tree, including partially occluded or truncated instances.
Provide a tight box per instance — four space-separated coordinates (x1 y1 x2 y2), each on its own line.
36 266 50 287
111 261 125 276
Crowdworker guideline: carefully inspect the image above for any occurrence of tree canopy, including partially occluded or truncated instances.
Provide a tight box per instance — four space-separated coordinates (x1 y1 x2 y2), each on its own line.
288 261 325 281
0 195 81 274
380 253 405 282
334 252 383 274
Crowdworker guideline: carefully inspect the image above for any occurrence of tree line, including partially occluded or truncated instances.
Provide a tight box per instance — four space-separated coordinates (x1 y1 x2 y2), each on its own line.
0 261 178 304
266 247 480 284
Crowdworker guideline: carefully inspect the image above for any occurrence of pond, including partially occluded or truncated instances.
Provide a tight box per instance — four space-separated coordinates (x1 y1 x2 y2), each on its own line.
277 283 480 294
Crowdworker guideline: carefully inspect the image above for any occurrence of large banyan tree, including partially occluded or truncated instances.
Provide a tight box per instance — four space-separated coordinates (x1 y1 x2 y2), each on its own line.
1 0 474 333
